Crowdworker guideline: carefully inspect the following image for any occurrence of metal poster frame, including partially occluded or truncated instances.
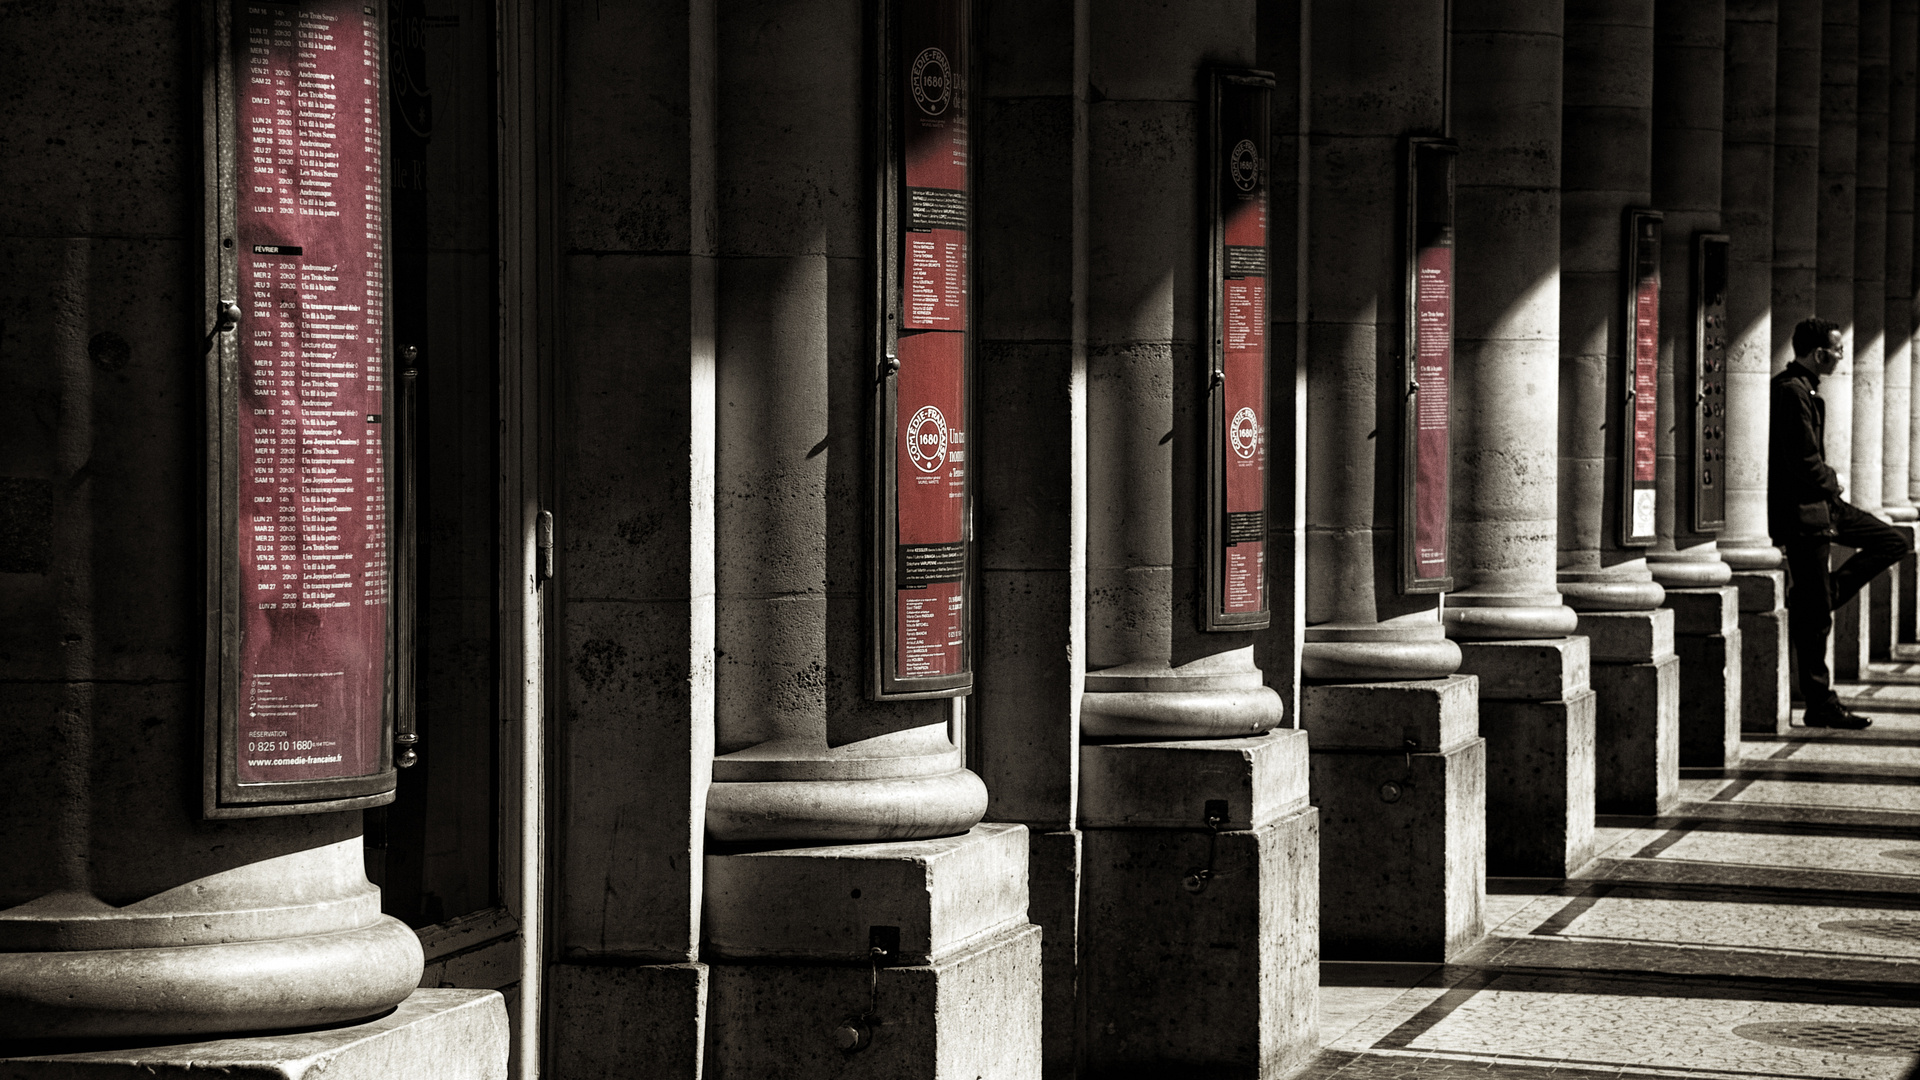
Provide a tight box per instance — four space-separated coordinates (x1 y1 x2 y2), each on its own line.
1400 136 1457 594
1203 68 1276 632
870 0 975 699
1691 232 1730 534
203 0 399 816
1620 209 1662 547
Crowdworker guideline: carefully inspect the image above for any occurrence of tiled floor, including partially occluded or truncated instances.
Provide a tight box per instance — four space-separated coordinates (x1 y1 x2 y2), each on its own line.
1304 663 1920 1080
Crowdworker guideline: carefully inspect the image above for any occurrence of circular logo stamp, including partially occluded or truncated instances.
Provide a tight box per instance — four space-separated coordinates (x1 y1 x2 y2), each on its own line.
907 405 950 473
911 47 952 116
1229 139 1260 192
1230 407 1260 459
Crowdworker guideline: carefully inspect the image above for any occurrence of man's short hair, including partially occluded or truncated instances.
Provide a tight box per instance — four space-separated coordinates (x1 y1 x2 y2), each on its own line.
1794 317 1842 357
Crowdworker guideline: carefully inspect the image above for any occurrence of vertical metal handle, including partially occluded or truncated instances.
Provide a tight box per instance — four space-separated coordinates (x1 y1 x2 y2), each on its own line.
394 345 420 769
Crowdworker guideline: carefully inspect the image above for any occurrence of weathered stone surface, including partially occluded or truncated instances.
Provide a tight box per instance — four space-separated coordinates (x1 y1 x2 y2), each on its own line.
1676 632 1745 768
1080 809 1319 1079
1312 739 1486 962
1026 829 1080 1078
704 823 1028 964
705 923 1042 1080
1665 586 1741 635
1300 675 1479 753
1481 690 1597 877
548 963 707 1080
1457 637 1592 700
1080 730 1309 830
0 989 508 1080
1740 606 1792 735
1731 569 1787 614
1592 655 1681 815
1578 609 1676 665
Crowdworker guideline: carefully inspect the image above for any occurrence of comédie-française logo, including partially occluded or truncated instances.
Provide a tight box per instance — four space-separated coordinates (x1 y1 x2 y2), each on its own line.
1230 138 1260 192
907 405 950 473
911 47 952 116
1230 406 1260 459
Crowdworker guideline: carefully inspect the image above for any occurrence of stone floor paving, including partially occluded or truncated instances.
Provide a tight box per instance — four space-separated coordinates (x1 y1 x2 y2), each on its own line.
1305 663 1920 1080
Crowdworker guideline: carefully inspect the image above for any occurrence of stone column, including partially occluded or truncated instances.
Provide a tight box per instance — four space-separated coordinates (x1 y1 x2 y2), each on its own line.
1776 0 1825 375
1069 5 1317 1075
0 1 492 1050
1653 0 1745 767
1449 0 1594 879
1298 0 1484 963
1560 0 1681 813
974 3 1087 1073
699 5 1038 1074
1886 0 1920 650
545 4 715 1071
1822 0 1870 678
1725 0 1794 737
1885 0 1918 525
1857 0 1898 667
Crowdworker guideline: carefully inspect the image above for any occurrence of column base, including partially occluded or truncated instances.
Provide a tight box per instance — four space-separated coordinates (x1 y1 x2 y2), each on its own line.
1456 639 1595 877
1581 607 1679 816
1081 653 1284 739
1899 527 1919 644
0 988 508 1079
1078 731 1318 1079
1304 676 1485 962
1666 587 1743 768
702 823 1041 1079
1834 552 1872 681
706 725 989 845
1732 571 1790 736
1027 830 1081 1078
708 924 1042 1080
1871 530 1915 660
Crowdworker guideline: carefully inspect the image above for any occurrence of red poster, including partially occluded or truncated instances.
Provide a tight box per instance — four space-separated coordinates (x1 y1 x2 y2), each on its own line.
1220 119 1268 616
233 0 387 783
1633 277 1659 484
1412 244 1451 579
892 0 969 683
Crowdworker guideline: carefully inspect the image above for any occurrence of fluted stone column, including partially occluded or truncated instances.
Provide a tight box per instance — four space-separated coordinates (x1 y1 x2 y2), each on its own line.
1822 0 1869 678
1450 0 1595 879
1560 0 1681 812
1725 0 1794 736
1302 0 1485 961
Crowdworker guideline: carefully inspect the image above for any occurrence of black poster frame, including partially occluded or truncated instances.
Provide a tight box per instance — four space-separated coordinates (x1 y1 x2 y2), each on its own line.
1691 232 1730 534
869 0 975 699
203 0 398 817
1203 68 1276 632
1401 137 1457 594
1620 209 1662 547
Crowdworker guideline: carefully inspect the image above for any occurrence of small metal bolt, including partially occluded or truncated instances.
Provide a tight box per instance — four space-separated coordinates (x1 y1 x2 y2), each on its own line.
1182 872 1210 894
1380 781 1404 803
833 1018 872 1052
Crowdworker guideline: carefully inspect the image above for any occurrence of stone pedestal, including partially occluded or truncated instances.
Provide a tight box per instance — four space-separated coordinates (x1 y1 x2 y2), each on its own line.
1873 557 1900 661
702 824 1042 1080
0 989 509 1080
1579 609 1681 814
1666 586 1744 767
1899 536 1919 643
1078 731 1318 1079
1304 676 1485 962
1456 639 1596 877
1835 579 1872 682
1733 571 1792 735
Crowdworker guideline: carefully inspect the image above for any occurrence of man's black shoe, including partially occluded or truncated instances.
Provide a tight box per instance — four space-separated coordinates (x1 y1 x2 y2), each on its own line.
1804 701 1872 729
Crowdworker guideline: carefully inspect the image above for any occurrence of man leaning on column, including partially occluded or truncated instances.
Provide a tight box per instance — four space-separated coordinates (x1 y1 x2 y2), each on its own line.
1769 316 1915 728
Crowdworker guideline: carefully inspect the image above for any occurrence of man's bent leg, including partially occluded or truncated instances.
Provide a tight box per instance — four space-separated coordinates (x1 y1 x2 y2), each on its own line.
1785 538 1837 707
1830 500 1914 608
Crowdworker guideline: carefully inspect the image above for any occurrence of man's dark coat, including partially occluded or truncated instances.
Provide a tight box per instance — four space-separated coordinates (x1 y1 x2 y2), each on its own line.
1768 360 1843 543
